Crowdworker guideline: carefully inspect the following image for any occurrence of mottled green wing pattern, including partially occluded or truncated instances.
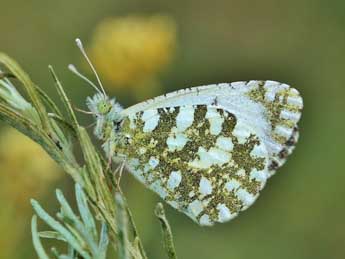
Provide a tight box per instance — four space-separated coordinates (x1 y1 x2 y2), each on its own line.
100 81 303 226
112 105 270 226
246 81 303 174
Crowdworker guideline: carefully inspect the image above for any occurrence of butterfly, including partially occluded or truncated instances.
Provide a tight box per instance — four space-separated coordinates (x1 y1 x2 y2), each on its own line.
71 39 303 226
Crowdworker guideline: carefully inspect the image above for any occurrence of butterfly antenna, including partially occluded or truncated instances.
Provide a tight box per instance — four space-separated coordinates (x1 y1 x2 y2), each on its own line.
75 38 107 96
68 64 102 94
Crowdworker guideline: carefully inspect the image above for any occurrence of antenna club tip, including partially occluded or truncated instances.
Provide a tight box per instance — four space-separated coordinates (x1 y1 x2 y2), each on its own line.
75 38 83 47
68 64 77 71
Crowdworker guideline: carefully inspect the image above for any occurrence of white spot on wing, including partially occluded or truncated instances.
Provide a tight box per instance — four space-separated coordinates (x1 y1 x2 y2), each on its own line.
250 142 267 158
189 147 231 169
264 80 280 88
199 177 213 196
199 214 213 226
176 106 194 131
280 110 301 122
275 125 293 138
142 109 160 132
236 188 257 209
287 96 303 107
217 204 236 222
233 120 252 144
166 133 189 151
216 136 234 151
265 91 276 102
205 108 224 135
208 147 231 164
148 157 159 169
250 169 268 187
150 180 167 199
225 179 241 192
167 170 182 190
142 109 157 120
188 200 203 217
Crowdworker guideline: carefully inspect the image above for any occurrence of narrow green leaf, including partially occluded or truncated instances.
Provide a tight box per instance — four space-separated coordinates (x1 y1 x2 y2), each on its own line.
31 216 51 259
131 237 144 259
39 231 66 241
97 223 109 259
77 127 117 235
75 184 97 240
47 119 76 169
0 53 52 131
35 84 62 117
48 113 77 139
51 247 61 259
0 102 48 144
48 65 79 128
31 199 91 259
155 203 178 259
122 195 148 259
115 193 130 259
67 244 75 258
0 102 83 184
55 189 99 255
58 255 74 259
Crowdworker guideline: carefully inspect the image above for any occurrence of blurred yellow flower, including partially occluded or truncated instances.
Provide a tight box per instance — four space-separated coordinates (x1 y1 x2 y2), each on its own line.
0 127 60 208
0 127 60 258
88 15 176 90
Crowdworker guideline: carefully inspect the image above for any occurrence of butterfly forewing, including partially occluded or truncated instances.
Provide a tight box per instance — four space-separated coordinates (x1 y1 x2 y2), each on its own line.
110 81 302 226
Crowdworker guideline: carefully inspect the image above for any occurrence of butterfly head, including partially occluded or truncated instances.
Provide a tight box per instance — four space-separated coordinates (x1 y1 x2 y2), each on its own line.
86 93 123 140
69 38 124 141
87 93 113 115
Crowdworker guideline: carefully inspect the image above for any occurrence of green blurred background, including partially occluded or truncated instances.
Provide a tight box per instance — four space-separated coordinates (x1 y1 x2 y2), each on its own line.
1 0 345 258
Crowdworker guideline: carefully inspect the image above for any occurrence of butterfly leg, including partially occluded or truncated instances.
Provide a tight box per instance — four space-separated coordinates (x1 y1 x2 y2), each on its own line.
106 146 113 172
114 159 126 190
85 121 96 129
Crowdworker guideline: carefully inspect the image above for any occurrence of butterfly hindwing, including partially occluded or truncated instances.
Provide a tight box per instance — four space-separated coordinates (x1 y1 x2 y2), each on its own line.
113 104 270 225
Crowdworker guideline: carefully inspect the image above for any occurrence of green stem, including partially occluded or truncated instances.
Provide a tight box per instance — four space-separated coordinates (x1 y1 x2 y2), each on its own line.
155 203 178 259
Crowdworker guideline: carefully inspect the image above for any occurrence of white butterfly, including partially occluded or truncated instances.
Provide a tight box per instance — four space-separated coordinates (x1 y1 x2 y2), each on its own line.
71 39 303 226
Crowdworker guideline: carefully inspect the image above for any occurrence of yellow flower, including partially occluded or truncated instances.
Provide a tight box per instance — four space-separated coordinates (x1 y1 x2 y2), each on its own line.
0 127 60 208
88 15 176 89
0 127 60 258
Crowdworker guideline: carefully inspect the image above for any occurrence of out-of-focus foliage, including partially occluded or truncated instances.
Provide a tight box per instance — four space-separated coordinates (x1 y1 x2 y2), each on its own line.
88 15 176 99
0 0 345 258
0 127 59 206
31 184 110 259
0 127 60 258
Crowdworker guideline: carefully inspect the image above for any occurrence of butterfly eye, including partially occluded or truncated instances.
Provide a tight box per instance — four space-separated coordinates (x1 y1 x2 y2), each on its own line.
98 101 111 114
